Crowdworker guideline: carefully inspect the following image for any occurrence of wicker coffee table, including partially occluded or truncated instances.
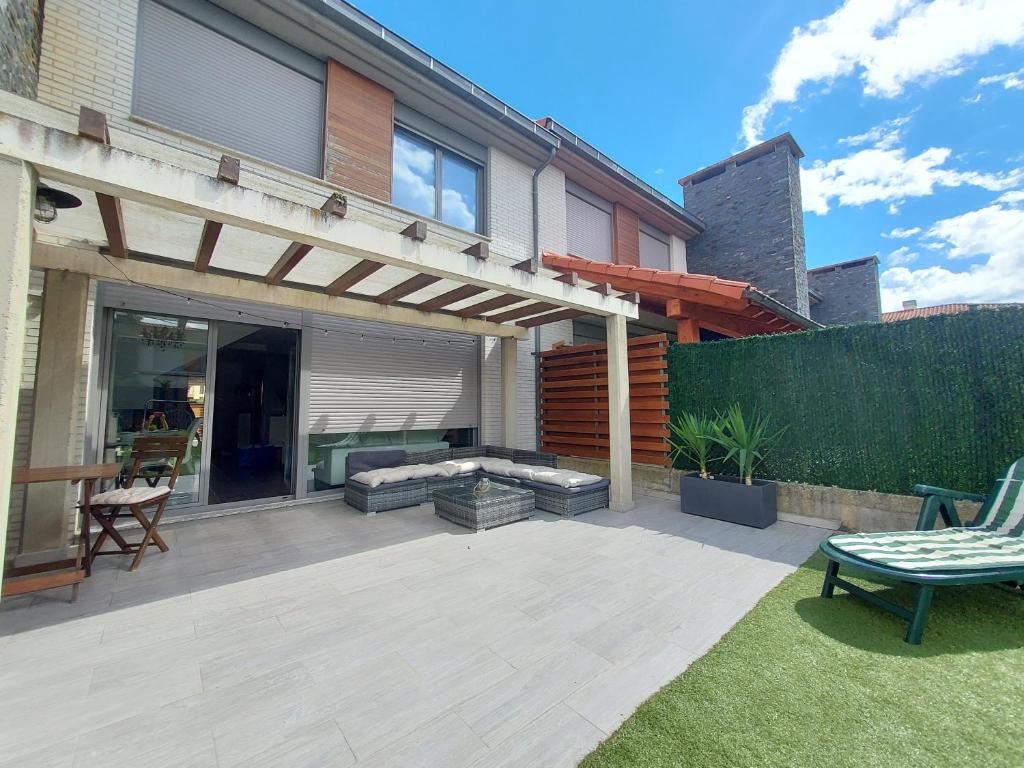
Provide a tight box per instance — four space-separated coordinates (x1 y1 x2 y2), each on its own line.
433 481 535 531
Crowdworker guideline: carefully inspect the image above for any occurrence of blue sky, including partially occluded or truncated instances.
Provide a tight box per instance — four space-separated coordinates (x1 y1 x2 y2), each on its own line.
354 0 1024 312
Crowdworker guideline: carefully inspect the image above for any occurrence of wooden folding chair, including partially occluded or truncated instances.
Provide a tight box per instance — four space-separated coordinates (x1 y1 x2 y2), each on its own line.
87 435 188 571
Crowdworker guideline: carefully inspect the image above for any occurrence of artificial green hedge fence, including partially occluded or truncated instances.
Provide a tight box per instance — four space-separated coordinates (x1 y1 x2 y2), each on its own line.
667 307 1024 495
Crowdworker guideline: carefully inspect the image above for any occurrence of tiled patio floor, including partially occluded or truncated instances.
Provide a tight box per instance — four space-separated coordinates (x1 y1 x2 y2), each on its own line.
0 495 825 768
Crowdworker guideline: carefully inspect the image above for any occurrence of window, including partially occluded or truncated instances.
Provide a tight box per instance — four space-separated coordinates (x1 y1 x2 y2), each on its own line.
566 188 613 262
134 0 324 177
392 127 482 233
640 222 671 270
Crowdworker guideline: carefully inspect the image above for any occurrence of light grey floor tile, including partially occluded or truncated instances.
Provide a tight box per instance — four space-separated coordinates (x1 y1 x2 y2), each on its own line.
354 712 488 768
0 495 824 768
469 703 607 768
457 643 610 747
565 642 695 734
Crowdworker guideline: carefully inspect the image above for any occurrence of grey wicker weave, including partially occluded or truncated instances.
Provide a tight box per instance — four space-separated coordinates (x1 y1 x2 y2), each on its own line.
433 482 535 531
530 483 609 517
344 479 427 514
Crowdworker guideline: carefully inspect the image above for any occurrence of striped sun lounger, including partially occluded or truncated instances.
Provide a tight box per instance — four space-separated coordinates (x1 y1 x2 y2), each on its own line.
819 458 1024 644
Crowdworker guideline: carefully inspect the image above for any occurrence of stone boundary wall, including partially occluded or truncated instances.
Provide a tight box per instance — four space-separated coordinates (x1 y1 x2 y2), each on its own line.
556 456 981 533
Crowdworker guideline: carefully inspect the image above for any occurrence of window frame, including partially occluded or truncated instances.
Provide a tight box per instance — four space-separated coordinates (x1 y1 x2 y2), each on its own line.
392 124 486 235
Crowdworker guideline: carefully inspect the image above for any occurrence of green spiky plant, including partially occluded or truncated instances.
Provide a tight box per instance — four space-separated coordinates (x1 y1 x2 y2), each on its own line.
668 411 718 480
709 404 787 486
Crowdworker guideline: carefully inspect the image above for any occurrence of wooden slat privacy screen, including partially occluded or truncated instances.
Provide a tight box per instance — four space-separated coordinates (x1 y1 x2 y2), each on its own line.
539 334 671 466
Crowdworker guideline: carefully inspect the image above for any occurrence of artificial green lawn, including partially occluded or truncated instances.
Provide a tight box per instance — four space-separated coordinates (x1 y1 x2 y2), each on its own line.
580 553 1024 768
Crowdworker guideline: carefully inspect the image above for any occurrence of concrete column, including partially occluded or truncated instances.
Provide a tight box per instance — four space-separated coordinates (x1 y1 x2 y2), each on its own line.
22 269 90 555
500 335 517 449
606 313 634 511
0 159 36 578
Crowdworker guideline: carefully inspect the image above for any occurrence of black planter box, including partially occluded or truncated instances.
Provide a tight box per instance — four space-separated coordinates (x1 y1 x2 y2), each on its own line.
679 472 778 528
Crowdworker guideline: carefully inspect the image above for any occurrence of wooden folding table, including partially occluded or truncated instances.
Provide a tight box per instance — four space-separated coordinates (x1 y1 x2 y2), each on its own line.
3 463 121 600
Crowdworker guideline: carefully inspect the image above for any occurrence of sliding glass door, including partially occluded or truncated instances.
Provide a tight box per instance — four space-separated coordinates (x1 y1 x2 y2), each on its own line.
99 310 299 510
103 310 208 507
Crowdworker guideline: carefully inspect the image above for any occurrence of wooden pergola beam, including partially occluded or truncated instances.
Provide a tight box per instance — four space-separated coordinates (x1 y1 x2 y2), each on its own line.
401 220 427 241
516 308 587 328
666 298 775 338
265 193 347 285
77 107 126 257
194 155 239 272
554 271 579 286
375 273 441 305
454 294 524 318
462 242 488 260
416 284 487 312
324 259 384 296
1 107 637 317
486 301 559 323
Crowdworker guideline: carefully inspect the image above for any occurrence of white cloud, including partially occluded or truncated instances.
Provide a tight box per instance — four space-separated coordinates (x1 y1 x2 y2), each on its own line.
802 143 1023 215
654 168 665 175
884 226 922 238
741 0 1024 145
879 199 1024 310
839 115 911 150
978 67 1024 89
997 190 1024 204
886 246 920 266
962 92 984 104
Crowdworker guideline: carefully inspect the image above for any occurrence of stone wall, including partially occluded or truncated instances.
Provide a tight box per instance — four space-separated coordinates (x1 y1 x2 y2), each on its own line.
0 0 44 98
808 257 882 325
554 455 976 533
682 143 809 317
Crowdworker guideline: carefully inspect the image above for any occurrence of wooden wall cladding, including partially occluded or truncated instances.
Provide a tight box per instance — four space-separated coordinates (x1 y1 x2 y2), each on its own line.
612 203 641 267
540 334 671 467
324 60 394 202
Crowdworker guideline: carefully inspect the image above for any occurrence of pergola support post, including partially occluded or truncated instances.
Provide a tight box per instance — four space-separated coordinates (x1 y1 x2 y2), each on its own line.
675 317 700 344
21 270 90 558
501 336 518 449
606 313 634 511
0 158 36 588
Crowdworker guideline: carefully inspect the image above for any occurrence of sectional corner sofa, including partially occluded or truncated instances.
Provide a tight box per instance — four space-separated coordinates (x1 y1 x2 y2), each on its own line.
342 445 610 518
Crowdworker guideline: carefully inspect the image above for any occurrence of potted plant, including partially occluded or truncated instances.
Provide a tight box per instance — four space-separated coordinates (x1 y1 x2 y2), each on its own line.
668 412 717 480
674 404 786 528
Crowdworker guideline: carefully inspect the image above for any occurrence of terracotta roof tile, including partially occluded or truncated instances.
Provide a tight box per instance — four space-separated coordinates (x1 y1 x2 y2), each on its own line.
541 250 815 334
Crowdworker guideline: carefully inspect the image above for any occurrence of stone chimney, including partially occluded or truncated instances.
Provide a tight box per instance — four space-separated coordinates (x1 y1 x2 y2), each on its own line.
903 299 918 310
679 133 809 317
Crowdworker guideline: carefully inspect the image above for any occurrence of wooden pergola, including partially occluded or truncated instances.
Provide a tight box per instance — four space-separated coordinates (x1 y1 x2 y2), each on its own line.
0 95 642 577
543 252 819 341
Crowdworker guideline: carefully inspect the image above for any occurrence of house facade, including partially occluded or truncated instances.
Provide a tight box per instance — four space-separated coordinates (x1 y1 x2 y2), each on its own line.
0 0 868 574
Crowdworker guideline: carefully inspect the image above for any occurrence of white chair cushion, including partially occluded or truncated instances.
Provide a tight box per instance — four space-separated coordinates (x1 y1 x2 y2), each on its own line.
435 458 482 476
351 464 445 488
90 486 170 506
529 468 606 489
478 458 515 475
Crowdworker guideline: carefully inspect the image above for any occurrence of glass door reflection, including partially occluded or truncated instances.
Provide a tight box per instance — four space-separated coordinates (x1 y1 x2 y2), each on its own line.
103 310 208 507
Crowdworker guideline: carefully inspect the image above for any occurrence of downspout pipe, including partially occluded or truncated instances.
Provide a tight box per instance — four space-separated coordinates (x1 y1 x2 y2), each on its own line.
532 145 558 450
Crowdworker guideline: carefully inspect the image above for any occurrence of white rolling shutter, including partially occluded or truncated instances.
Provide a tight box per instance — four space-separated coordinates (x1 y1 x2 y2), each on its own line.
640 230 670 270
566 192 613 262
307 316 479 434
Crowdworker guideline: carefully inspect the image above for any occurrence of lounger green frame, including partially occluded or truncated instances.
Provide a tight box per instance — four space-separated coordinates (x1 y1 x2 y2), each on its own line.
820 483 1024 644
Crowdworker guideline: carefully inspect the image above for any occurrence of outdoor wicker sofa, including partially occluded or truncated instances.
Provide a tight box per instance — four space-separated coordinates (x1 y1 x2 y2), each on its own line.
341 445 610 517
